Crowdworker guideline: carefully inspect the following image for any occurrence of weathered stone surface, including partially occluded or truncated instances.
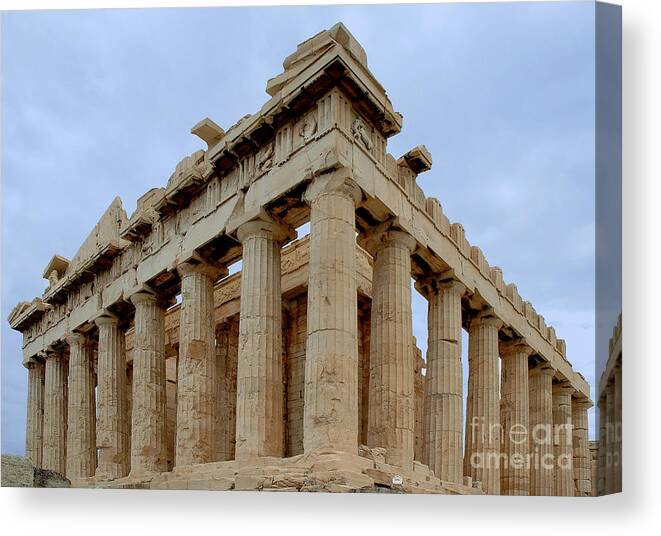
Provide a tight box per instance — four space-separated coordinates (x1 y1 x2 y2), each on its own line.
24 358 45 468
303 172 361 455
95 314 130 480
572 397 592 496
1 455 70 488
529 365 554 496
235 217 290 459
464 313 502 495
500 340 533 495
422 279 465 483
175 261 225 467
129 292 167 475
65 332 96 479
553 382 574 496
42 349 68 475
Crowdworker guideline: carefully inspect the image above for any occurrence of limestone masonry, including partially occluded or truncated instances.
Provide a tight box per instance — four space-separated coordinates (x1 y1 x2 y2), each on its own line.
8 23 592 495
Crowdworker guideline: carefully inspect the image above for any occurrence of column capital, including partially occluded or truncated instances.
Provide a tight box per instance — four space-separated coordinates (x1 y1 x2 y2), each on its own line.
499 338 534 358
468 310 503 331
358 221 417 257
236 213 295 245
303 167 362 206
23 355 44 370
530 363 555 378
572 396 594 410
415 275 466 299
94 312 119 328
176 258 227 281
552 380 576 397
44 346 67 362
64 331 89 347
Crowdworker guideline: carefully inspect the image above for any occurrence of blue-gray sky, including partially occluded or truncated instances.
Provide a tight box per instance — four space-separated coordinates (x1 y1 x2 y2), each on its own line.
1 2 597 455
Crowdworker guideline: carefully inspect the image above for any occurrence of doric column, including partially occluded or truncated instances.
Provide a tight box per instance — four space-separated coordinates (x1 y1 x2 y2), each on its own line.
528 364 554 496
605 378 616 493
613 363 622 492
175 260 225 466
464 312 502 495
552 382 574 496
42 348 68 475
597 396 607 495
572 397 593 496
303 172 362 454
216 320 238 461
413 342 425 463
235 217 291 459
65 332 96 480
363 228 417 471
129 291 168 475
95 314 129 480
24 357 45 468
420 278 465 483
500 340 533 495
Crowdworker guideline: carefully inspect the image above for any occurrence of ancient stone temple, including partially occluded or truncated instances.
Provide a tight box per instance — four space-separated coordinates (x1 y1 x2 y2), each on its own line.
8 23 592 495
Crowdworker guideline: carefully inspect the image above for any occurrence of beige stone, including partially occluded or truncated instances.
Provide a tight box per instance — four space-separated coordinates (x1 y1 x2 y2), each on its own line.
235 217 291 459
500 340 533 495
24 358 45 468
464 313 502 495
95 314 130 480
552 382 574 496
42 348 68 475
572 397 592 496
65 332 96 479
175 261 225 466
303 171 362 455
529 364 554 496
421 278 465 484
129 291 168 475
363 229 417 471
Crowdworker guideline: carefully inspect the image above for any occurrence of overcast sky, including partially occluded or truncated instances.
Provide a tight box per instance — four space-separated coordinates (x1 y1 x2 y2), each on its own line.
1 2 597 455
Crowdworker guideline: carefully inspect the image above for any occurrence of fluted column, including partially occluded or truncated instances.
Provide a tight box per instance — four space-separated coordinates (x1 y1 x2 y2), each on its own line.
613 364 622 492
175 260 224 466
464 313 502 495
552 382 574 496
528 364 554 496
500 340 533 495
605 379 616 493
421 278 465 483
129 291 167 475
216 321 238 461
572 397 592 496
42 348 68 475
363 229 417 471
95 314 129 480
303 173 362 454
235 217 291 459
597 396 607 495
25 357 45 468
65 332 96 480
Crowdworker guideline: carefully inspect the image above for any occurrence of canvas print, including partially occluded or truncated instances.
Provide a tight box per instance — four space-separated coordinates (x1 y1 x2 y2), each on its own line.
1 1 622 495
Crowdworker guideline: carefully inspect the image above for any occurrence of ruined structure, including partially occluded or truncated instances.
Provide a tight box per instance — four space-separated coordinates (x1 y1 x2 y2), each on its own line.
8 23 592 495
596 315 622 495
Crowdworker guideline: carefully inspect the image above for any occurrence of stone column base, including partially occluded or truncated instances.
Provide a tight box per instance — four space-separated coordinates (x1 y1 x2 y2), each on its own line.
89 449 483 494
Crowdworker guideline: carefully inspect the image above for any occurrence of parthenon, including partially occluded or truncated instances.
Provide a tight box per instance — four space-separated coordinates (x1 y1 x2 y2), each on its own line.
8 23 592 495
